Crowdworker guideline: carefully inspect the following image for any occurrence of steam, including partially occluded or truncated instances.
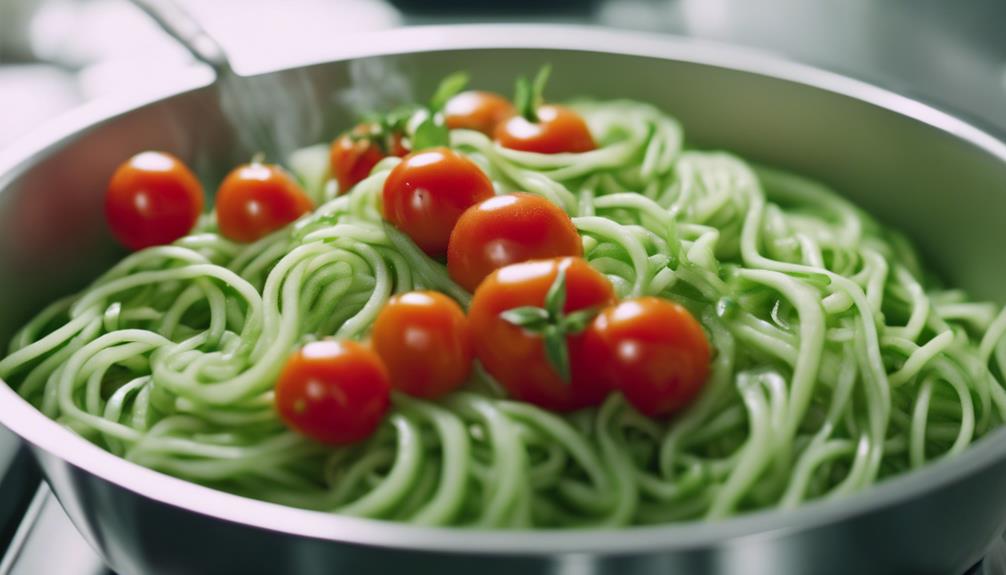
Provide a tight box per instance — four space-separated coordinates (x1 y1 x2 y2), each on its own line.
217 67 323 164
214 56 414 165
337 57 415 121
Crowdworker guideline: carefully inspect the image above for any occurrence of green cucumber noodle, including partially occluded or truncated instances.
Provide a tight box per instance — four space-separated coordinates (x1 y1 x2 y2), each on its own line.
3 97 1006 528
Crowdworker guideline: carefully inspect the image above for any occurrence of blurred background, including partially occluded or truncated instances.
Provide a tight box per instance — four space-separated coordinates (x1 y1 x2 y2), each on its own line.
1 0 1005 154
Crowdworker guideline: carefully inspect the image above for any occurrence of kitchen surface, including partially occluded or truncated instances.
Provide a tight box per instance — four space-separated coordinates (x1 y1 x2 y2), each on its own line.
1 1 1005 573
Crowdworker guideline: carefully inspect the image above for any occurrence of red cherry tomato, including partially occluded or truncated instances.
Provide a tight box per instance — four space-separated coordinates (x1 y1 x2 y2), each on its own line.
447 193 582 292
583 297 711 417
371 291 472 399
105 151 204 250
329 124 408 194
495 105 596 154
382 147 494 256
444 91 515 136
215 161 313 243
275 340 391 444
467 257 615 412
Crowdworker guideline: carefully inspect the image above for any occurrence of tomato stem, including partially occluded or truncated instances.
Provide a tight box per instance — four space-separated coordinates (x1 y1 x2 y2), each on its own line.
430 71 470 112
542 324 570 383
499 266 596 384
514 64 552 123
411 111 450 150
544 265 567 316
416 72 472 148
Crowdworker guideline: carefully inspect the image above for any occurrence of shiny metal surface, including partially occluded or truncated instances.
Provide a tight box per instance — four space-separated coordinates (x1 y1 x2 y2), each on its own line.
0 486 108 575
2 25 1006 575
0 431 38 557
128 0 232 75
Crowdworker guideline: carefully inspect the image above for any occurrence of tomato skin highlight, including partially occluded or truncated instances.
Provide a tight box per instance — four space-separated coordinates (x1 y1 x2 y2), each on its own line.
105 151 204 250
495 105 596 154
445 91 515 136
330 128 384 194
329 124 408 194
215 162 313 243
371 291 472 399
381 147 494 256
583 297 711 417
468 257 615 412
447 193 582 293
275 340 391 444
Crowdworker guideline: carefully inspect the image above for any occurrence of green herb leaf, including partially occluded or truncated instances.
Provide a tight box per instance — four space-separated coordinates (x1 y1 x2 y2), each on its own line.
542 324 571 384
544 267 567 318
499 260 582 385
411 112 450 151
531 64 551 108
430 72 470 112
385 104 420 133
501 306 551 331
514 64 552 123
358 111 384 130
514 77 534 122
560 308 597 334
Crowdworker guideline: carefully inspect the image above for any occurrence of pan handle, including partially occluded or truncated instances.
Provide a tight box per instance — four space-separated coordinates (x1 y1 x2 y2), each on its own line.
128 0 233 76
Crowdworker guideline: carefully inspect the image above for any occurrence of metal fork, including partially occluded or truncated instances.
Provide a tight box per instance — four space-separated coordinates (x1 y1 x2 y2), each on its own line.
128 0 324 163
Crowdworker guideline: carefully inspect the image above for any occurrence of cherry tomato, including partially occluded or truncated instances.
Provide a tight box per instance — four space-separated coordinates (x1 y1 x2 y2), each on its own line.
495 105 596 154
215 161 313 243
105 151 204 250
329 124 408 194
275 340 391 444
583 297 711 417
447 193 582 292
444 91 515 136
468 257 615 412
371 291 472 399
382 147 494 256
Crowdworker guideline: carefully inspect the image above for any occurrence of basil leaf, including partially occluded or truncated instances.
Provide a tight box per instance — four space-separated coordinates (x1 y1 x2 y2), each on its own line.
430 72 470 112
514 77 534 121
560 308 597 334
544 267 567 318
531 64 551 110
542 324 571 384
501 306 550 332
411 112 450 151
385 104 421 132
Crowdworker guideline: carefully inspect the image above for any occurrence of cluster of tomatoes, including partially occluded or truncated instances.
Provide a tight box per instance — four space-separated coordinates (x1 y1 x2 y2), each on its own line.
277 254 711 445
277 84 710 445
104 70 595 252
101 73 711 447
328 70 597 198
105 151 314 250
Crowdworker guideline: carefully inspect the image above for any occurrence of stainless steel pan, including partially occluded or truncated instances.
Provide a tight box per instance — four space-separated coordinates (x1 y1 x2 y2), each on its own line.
2 24 1006 575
